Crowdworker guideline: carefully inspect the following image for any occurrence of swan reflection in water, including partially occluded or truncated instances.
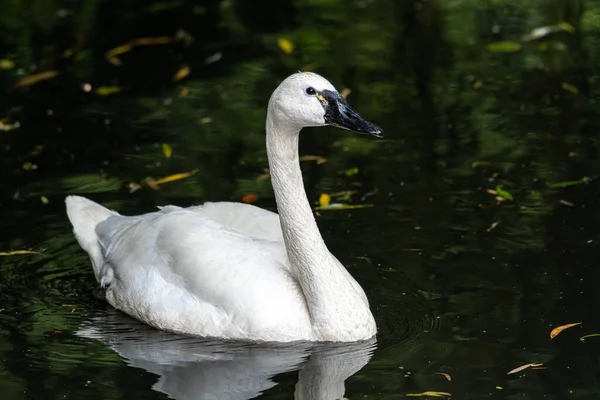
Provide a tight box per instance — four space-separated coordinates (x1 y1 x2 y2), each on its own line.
77 310 376 400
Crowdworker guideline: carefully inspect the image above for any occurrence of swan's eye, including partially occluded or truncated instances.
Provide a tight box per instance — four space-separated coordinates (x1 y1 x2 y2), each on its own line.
305 87 316 95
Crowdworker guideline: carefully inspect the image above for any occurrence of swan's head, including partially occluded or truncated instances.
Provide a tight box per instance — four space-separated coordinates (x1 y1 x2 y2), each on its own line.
268 72 383 137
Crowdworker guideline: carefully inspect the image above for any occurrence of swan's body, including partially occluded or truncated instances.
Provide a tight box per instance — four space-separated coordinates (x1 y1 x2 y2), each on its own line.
66 72 382 342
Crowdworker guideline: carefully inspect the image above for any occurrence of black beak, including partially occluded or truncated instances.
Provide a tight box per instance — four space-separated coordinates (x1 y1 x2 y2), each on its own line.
321 90 383 137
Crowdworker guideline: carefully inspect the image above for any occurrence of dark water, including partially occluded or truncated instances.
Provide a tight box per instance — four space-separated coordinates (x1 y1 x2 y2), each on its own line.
2 0 600 398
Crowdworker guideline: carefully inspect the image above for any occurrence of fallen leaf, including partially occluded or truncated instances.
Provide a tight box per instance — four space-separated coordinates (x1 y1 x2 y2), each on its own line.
345 167 359 176
436 372 452 382
406 392 451 398
40 196 49 204
277 38 294 54
561 82 579 95
13 70 60 88
521 22 575 41
299 155 327 164
487 221 500 232
340 88 352 98
315 204 373 211
145 170 198 189
173 65 190 81
319 193 331 207
549 177 591 188
495 186 513 201
95 86 122 96
0 119 21 131
559 199 574 207
550 322 581 339
495 386 503 390
106 44 132 65
0 250 41 256
162 143 173 159
507 363 543 375
580 333 600 343
131 36 173 46
241 194 258 204
486 41 522 53
0 59 15 69
22 162 38 171
128 182 142 193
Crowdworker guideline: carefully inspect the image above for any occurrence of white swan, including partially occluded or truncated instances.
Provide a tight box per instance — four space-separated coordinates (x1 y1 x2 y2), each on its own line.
66 72 383 342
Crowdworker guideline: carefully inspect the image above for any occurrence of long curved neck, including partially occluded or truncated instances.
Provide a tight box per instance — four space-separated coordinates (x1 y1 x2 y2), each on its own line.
266 116 331 275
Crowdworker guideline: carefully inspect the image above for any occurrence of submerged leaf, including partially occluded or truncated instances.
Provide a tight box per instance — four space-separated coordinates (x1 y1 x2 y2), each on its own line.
13 70 60 88
550 322 581 339
561 82 579 95
95 86 122 96
486 41 522 53
277 38 294 54
0 59 15 69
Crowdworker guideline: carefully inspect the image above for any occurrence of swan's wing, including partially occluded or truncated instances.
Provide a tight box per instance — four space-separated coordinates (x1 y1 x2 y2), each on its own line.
95 206 311 340
160 201 284 242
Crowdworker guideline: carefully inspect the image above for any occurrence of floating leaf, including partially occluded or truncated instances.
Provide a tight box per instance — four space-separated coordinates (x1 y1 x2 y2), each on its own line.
277 38 294 54
22 161 38 171
106 44 132 65
340 88 352 98
436 372 452 382
345 167 359 176
559 199 574 207
131 36 173 46
580 334 600 343
550 322 581 339
486 41 522 53
406 392 451 398
487 221 500 232
0 119 21 132
507 363 543 375
241 194 258 204
319 193 331 207
0 59 15 69
561 82 579 95
315 204 373 211
0 250 41 256
128 182 142 193
548 177 590 188
299 155 327 164
40 196 49 204
13 70 60 88
521 22 575 41
173 65 190 81
95 86 121 96
495 186 513 200
145 170 198 189
162 143 173 158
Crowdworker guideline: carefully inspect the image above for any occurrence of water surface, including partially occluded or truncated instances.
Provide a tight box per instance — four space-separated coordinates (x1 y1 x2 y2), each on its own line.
1 0 600 399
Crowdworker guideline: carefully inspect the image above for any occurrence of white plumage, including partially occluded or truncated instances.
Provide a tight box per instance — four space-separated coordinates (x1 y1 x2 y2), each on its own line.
66 72 379 342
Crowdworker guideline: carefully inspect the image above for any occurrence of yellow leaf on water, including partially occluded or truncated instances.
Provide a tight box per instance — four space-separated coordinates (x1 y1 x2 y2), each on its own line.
319 193 331 207
146 170 198 188
315 204 374 211
550 322 582 339
13 70 60 88
162 143 173 158
95 86 122 96
40 196 49 204
340 88 352 98
0 59 15 69
0 250 41 256
131 36 173 46
173 65 190 81
406 392 451 398
436 372 452 382
277 38 294 54
106 44 132 65
486 41 522 53
22 161 37 171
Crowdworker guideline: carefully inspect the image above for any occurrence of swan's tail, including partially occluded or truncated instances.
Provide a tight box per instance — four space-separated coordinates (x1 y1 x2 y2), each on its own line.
65 195 117 282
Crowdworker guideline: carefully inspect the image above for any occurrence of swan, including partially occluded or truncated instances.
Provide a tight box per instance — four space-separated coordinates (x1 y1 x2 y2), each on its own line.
66 72 383 342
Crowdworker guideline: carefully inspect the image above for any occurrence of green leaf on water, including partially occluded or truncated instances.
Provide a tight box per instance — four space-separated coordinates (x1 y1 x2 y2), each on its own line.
548 177 591 188
495 186 513 201
486 41 522 53
580 334 600 343
345 167 359 176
